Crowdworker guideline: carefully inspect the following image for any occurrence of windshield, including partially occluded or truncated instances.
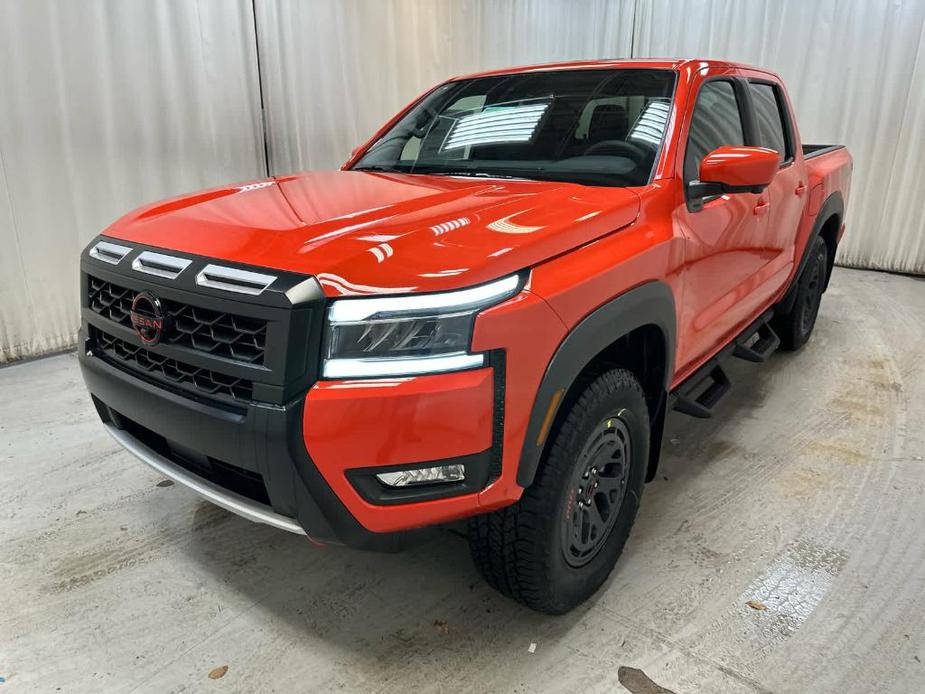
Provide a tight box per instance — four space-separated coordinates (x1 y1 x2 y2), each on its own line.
352 69 676 187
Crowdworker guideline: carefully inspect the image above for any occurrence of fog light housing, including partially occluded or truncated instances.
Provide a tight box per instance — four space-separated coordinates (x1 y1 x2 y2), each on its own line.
347 452 490 504
376 464 465 487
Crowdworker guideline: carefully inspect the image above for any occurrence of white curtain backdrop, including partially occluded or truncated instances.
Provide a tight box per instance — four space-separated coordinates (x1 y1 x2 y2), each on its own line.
254 0 635 173
632 0 925 274
1 0 923 362
0 0 265 363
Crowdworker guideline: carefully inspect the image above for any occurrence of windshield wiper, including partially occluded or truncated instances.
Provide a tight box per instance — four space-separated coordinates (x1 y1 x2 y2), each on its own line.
355 165 536 182
423 170 530 180
352 165 406 173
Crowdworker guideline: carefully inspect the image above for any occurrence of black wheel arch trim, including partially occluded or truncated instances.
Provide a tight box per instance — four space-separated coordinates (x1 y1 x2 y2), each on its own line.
779 191 844 313
516 281 676 488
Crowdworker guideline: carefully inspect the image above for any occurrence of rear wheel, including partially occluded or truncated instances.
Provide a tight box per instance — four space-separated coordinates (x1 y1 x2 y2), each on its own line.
468 368 649 614
774 235 828 351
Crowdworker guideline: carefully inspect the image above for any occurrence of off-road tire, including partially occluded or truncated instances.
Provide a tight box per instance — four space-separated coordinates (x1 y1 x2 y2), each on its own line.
468 368 649 614
774 235 828 351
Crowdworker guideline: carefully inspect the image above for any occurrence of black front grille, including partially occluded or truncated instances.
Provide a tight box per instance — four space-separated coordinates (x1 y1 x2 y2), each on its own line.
88 276 267 365
91 326 253 402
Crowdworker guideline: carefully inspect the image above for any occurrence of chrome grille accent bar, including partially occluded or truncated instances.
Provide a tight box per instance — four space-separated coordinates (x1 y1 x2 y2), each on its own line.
132 251 192 279
89 241 132 265
196 264 277 296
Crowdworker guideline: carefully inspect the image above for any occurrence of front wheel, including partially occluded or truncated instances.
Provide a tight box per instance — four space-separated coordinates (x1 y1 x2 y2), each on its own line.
468 368 649 614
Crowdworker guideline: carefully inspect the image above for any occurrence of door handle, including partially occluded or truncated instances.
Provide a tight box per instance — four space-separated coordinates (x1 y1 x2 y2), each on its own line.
794 182 807 196
753 199 770 216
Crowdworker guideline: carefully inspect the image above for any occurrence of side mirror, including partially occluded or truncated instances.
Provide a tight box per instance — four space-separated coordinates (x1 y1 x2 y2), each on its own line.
688 146 779 208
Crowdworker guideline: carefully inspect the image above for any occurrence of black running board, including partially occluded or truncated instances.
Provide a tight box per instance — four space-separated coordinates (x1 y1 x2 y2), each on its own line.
673 363 731 418
670 310 777 419
733 320 780 363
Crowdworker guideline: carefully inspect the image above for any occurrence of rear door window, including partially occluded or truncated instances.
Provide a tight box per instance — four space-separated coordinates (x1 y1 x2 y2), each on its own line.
749 82 790 163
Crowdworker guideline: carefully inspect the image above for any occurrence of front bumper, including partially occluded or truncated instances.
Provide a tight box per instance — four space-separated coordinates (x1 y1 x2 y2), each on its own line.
103 422 304 535
81 338 505 549
81 347 393 548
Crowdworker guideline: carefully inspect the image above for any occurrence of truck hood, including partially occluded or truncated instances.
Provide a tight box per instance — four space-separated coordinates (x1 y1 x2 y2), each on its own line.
104 170 640 296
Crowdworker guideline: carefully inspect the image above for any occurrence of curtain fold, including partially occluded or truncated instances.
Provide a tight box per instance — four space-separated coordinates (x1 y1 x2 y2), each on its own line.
255 0 636 174
0 0 265 363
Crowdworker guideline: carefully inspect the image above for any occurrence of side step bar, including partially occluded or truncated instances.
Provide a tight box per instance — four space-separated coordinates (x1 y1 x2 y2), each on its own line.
671 310 778 419
733 321 780 363
673 363 731 418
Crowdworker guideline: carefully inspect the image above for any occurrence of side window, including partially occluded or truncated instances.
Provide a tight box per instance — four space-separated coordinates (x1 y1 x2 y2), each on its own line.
684 81 745 184
749 83 790 163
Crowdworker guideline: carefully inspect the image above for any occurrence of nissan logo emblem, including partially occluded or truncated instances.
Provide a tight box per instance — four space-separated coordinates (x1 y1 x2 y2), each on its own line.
130 291 167 345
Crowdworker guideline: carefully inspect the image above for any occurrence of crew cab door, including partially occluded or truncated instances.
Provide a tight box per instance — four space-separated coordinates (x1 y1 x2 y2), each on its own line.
674 74 775 374
742 76 808 278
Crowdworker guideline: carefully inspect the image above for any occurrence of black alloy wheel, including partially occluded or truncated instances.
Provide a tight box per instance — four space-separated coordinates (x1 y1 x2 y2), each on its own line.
562 415 631 567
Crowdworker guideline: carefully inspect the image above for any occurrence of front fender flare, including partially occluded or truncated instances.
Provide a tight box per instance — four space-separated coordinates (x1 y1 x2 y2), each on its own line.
516 281 676 487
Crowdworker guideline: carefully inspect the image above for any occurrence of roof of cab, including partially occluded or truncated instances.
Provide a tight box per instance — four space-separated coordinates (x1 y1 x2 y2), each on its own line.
452 58 740 81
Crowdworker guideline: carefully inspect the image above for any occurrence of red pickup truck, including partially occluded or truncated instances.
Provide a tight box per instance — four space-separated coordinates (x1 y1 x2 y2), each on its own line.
79 59 851 614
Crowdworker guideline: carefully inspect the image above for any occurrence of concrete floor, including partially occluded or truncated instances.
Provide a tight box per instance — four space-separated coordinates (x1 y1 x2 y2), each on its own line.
1 267 924 693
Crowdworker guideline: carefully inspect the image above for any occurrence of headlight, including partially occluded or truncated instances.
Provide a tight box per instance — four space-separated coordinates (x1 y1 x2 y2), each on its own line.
322 274 524 378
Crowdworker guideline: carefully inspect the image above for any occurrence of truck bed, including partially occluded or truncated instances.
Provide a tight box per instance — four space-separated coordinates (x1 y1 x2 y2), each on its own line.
803 144 846 160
